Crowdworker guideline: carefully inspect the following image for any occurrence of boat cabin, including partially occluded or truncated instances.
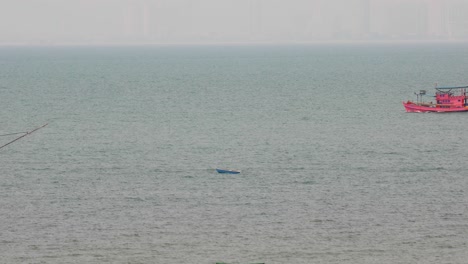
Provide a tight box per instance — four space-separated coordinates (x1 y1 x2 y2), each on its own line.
435 86 467 108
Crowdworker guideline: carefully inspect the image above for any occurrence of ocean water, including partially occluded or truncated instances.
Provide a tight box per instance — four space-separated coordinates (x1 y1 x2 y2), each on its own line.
1 43 468 263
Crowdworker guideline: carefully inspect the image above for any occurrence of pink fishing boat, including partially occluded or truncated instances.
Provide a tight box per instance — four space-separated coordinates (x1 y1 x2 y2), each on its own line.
403 85 468 113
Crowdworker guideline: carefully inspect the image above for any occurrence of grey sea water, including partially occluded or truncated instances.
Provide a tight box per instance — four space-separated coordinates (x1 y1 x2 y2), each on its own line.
1 44 468 263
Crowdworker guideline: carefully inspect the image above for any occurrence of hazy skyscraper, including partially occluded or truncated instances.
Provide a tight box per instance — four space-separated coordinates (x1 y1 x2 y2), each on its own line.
445 1 468 39
249 0 262 40
427 0 447 38
142 0 150 38
123 1 134 38
122 0 151 41
361 0 370 38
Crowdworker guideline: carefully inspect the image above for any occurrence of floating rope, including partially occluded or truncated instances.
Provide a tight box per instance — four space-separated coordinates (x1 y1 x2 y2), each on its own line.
0 132 27 137
0 123 48 151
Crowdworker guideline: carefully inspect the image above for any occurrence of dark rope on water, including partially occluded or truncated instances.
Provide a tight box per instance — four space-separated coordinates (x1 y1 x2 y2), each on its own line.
0 123 48 151
0 132 28 137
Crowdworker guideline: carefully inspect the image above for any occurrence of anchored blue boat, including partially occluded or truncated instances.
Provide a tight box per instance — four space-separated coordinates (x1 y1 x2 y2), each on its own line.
216 168 240 174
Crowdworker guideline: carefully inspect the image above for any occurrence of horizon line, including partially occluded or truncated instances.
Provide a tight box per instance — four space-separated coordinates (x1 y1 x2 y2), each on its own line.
1 39 468 47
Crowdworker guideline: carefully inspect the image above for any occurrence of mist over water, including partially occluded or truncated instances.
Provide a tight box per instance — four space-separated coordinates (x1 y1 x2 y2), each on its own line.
2 1 468 45
1 44 468 263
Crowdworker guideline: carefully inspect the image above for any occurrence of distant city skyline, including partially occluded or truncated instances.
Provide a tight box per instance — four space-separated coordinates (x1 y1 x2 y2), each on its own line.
1 0 468 45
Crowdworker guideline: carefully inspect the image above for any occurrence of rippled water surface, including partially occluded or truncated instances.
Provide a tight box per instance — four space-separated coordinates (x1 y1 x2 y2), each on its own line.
1 44 468 263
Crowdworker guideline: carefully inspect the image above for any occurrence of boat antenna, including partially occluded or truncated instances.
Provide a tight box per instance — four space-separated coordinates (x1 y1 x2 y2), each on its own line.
0 123 48 151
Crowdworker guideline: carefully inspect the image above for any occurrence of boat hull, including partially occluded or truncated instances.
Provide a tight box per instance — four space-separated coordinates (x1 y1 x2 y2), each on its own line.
403 101 468 113
216 168 240 174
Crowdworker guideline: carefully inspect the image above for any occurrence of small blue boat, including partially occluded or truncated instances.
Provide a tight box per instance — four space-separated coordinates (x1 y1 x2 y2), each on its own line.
216 168 240 174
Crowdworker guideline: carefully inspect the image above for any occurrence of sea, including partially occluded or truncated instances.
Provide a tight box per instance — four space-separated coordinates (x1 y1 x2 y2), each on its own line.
1 43 468 264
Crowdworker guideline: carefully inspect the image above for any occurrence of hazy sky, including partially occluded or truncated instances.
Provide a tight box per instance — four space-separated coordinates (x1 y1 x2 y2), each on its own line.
1 0 468 45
